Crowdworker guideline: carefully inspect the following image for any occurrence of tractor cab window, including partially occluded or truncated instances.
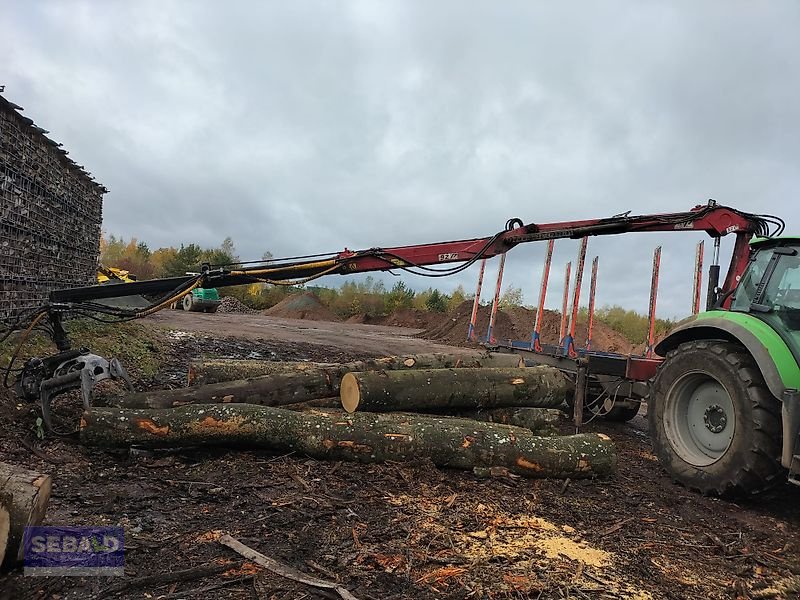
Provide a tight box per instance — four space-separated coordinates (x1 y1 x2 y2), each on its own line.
731 251 772 311
761 251 800 331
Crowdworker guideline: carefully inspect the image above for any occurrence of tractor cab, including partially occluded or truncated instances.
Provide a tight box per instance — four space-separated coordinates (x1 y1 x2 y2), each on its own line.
730 238 800 354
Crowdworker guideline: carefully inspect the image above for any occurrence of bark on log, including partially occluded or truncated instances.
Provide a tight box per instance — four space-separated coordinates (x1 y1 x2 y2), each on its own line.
341 366 567 413
281 397 341 411
290 408 559 436
0 462 52 568
79 404 615 478
188 352 523 385
113 368 355 410
454 407 563 435
188 360 334 386
117 354 528 410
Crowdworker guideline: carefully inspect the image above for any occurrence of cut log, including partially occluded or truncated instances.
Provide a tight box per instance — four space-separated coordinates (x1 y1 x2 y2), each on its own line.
113 367 367 410
454 407 562 435
79 404 615 478
188 352 523 385
340 366 567 413
117 353 527 410
0 462 52 568
188 360 333 386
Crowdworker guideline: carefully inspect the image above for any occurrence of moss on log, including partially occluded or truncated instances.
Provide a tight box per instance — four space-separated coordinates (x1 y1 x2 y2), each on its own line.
187 352 523 385
454 407 563 435
340 366 567 413
79 404 615 479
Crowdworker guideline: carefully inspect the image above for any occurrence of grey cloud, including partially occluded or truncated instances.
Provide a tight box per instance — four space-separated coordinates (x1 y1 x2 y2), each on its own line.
1 0 797 320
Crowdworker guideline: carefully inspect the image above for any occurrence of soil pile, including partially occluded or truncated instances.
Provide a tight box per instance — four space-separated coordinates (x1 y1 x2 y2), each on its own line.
379 308 443 329
345 313 377 324
420 301 518 344
420 301 634 353
505 306 634 353
265 292 341 322
217 296 258 314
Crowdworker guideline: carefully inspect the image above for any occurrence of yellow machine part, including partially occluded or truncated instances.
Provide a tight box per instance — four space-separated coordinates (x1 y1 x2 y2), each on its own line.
97 265 137 284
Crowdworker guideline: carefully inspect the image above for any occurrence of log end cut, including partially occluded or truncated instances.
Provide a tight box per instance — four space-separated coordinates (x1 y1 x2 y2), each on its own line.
340 372 361 413
0 463 52 568
0 502 9 567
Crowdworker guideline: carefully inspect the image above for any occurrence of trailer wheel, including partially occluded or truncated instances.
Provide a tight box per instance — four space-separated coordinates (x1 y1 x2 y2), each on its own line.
183 294 196 312
650 340 783 496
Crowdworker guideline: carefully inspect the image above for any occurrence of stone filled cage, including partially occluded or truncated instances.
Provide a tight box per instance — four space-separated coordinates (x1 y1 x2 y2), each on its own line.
0 94 106 321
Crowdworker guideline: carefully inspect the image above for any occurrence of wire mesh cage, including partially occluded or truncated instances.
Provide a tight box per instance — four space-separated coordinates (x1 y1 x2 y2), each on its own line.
0 95 106 320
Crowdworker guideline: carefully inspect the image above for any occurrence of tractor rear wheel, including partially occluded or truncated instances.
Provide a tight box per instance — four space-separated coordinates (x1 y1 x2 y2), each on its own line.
650 340 783 496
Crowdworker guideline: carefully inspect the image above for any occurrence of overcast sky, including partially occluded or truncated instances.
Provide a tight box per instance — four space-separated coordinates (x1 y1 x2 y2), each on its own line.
2 1 798 322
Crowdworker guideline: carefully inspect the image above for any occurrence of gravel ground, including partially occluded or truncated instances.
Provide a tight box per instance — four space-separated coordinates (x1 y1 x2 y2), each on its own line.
1 318 799 599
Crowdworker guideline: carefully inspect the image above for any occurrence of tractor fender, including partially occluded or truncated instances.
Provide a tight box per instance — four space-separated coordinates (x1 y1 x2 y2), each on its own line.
655 316 791 401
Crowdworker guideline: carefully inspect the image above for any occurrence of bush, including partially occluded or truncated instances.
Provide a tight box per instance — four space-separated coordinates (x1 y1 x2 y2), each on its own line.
594 305 674 344
499 286 524 309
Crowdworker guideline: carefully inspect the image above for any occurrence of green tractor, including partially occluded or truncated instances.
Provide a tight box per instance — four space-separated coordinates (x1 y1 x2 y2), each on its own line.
651 236 800 496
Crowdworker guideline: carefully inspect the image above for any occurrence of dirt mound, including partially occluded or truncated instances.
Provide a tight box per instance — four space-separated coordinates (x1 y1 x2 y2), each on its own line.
420 301 518 344
217 296 258 314
505 306 633 353
345 313 373 324
265 292 341 322
379 308 443 329
420 301 634 353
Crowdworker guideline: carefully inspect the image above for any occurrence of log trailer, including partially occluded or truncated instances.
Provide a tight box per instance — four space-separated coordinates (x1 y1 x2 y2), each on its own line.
4 200 799 496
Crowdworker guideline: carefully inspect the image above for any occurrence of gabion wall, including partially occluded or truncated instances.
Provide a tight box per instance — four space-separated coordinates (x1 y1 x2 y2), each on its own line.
0 94 106 321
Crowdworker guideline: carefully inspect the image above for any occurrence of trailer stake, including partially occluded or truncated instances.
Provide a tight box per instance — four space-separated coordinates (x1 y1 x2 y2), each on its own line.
531 240 555 351
646 246 662 358
692 241 704 315
586 256 599 352
559 261 572 350
565 237 588 357
485 254 506 344
467 258 487 342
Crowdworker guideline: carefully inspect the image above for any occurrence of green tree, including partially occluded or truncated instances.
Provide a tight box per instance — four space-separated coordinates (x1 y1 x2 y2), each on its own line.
447 284 470 312
386 281 415 313
499 286 524 309
426 289 448 312
163 244 204 276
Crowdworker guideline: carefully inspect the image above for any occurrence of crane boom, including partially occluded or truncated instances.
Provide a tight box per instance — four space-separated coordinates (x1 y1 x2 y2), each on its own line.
50 202 771 309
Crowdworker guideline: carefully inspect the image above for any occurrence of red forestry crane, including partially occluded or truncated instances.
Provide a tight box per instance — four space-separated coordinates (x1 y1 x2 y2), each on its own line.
7 200 784 434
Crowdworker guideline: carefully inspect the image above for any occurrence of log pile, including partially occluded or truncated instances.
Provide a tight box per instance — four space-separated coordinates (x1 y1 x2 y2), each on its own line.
89 352 616 480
